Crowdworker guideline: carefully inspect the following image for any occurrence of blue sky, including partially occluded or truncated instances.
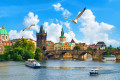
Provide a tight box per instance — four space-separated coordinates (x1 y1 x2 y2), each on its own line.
0 0 120 47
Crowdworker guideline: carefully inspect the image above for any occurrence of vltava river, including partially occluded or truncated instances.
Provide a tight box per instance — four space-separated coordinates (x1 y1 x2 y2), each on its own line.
0 57 120 80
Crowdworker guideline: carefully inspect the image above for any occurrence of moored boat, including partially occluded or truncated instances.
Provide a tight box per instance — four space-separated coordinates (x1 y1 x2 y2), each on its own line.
25 59 41 68
90 69 99 75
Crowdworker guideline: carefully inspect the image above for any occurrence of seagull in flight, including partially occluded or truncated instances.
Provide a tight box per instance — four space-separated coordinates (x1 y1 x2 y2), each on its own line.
63 6 86 24
23 24 35 31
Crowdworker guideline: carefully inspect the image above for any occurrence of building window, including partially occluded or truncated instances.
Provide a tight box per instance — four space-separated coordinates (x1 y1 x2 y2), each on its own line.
6 36 7 39
2 36 4 39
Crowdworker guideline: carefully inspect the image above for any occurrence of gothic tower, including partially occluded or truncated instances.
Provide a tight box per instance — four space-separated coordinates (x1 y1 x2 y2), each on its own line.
36 25 47 51
59 28 66 43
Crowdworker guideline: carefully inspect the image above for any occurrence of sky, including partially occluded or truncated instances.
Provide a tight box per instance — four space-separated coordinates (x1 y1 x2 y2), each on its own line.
0 0 120 47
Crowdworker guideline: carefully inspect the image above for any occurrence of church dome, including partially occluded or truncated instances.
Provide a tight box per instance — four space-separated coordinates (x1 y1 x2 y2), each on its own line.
0 25 8 35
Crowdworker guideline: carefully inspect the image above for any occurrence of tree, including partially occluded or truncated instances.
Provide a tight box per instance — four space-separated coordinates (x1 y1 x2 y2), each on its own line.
17 55 23 61
74 45 80 50
87 47 92 50
27 40 36 52
23 50 35 60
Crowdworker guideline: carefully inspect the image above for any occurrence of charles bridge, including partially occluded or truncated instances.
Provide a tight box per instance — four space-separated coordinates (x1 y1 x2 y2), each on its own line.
43 49 120 61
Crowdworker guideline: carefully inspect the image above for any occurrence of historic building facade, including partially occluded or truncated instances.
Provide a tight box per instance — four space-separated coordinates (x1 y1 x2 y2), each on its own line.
36 25 47 51
76 43 87 50
46 41 54 51
59 28 66 43
54 43 62 50
61 42 72 50
0 26 12 54
96 41 106 50
71 39 75 50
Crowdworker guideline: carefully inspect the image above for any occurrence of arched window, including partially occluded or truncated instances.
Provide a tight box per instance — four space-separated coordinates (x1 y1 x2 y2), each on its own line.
2 36 4 39
6 36 7 39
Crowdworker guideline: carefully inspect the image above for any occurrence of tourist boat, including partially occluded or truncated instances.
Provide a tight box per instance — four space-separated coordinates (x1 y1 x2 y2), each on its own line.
25 59 41 68
90 69 99 75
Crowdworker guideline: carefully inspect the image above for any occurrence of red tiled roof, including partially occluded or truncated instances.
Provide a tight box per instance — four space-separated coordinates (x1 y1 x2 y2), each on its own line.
55 43 62 44
47 41 54 43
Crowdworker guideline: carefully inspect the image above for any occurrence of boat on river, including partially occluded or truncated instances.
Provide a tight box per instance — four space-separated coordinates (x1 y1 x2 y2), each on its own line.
90 69 99 75
25 59 41 68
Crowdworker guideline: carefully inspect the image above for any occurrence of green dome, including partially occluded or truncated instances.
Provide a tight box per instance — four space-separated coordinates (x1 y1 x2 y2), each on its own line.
0 26 8 35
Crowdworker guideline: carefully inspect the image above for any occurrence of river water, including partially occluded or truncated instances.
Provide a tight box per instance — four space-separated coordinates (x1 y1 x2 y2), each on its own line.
0 57 120 80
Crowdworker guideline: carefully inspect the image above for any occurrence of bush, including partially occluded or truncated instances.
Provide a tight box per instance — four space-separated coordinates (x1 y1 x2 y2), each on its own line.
17 55 23 61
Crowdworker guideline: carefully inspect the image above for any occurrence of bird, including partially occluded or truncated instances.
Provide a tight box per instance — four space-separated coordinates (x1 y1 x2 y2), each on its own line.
63 6 86 24
23 24 35 31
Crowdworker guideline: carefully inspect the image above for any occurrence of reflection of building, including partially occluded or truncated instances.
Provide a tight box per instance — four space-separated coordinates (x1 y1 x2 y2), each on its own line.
0 26 12 54
96 41 106 50
36 25 47 51
76 43 87 50
54 43 62 50
63 52 72 60
59 28 66 43
46 41 54 51
61 42 71 50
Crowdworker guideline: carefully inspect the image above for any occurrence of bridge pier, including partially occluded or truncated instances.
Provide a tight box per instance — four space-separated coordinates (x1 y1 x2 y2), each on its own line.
79 53 87 61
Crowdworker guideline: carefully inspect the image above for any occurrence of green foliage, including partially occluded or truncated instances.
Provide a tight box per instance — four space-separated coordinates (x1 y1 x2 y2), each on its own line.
34 47 45 60
3 38 45 61
23 50 35 60
87 47 92 50
106 45 116 50
0 54 5 60
4 46 12 54
74 45 80 50
17 55 23 61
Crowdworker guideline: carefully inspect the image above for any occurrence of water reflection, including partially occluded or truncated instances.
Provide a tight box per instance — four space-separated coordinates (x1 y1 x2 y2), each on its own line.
1 59 120 80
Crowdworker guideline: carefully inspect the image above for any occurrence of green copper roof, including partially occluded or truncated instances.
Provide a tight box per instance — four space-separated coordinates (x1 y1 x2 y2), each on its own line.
60 35 65 38
0 26 8 35
48 43 50 46
62 43 72 46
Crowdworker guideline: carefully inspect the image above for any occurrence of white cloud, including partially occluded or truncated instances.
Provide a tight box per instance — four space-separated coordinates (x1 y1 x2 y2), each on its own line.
43 20 79 43
9 12 39 40
52 3 71 17
9 30 35 40
78 9 119 47
64 21 70 30
24 12 39 32
43 22 62 43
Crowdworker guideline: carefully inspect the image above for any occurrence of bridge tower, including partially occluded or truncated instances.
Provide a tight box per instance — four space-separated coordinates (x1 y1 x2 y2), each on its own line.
36 25 47 51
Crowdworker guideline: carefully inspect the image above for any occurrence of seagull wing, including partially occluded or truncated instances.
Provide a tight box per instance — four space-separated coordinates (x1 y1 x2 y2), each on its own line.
63 17 72 21
23 27 29 31
30 24 35 27
75 6 86 20
23 27 27 31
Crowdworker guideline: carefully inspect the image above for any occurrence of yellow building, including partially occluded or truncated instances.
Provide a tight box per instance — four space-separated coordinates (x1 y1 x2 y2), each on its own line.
61 42 72 50
54 43 62 50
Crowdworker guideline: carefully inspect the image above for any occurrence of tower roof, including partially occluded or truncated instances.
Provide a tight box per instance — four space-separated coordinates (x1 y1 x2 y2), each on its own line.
71 39 75 43
0 25 8 35
39 25 46 34
60 28 65 37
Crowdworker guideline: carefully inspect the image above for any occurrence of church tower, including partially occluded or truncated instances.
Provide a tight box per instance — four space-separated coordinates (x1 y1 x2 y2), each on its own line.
59 28 66 43
36 25 47 51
